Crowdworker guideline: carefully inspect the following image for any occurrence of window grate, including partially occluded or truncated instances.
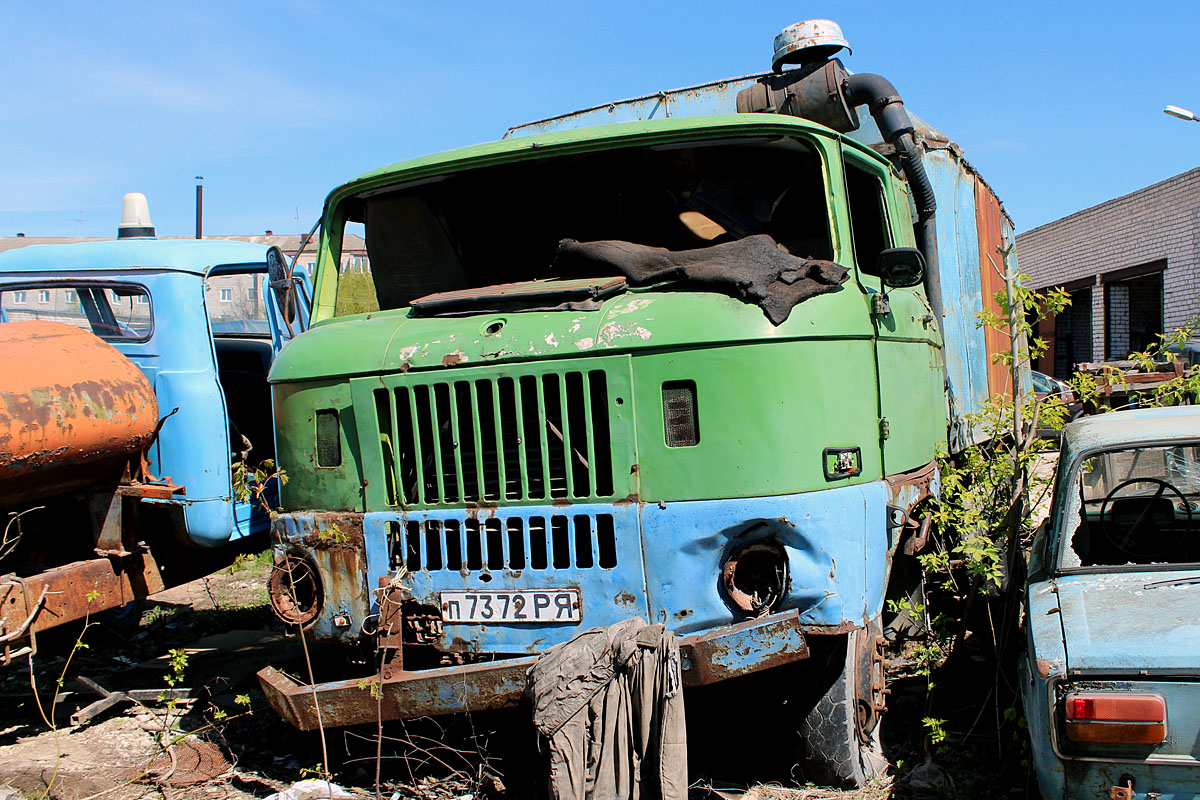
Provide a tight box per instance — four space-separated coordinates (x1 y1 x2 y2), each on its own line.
375 370 614 506
389 514 617 572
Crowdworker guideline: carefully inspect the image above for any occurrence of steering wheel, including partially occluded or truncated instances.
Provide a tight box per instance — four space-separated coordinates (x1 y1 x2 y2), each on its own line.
1098 477 1192 559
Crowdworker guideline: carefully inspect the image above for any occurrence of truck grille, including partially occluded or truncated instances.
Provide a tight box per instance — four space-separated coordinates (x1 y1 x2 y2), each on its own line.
390 514 617 572
374 368 616 506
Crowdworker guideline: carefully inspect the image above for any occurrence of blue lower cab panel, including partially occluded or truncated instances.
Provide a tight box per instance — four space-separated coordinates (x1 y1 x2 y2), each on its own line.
360 481 887 656
363 503 647 654
638 483 887 634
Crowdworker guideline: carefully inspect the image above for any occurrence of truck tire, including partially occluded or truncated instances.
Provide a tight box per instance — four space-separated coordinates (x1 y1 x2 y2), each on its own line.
796 623 888 788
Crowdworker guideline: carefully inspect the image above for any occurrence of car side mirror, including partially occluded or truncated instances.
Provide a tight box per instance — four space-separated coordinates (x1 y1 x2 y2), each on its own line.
267 246 298 325
877 247 925 289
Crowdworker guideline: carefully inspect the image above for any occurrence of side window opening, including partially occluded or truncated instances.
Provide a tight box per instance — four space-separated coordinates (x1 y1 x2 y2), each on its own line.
0 283 152 340
335 220 379 316
844 160 892 278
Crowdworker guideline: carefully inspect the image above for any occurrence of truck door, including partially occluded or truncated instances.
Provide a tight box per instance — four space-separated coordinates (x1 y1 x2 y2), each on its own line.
841 148 944 476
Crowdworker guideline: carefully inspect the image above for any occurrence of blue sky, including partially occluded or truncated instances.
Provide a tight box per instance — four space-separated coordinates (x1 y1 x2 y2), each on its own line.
2 1 1198 239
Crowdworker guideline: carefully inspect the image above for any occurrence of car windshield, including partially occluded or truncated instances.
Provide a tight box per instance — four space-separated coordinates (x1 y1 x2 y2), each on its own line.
1061 442 1200 570
334 136 832 315
0 283 152 340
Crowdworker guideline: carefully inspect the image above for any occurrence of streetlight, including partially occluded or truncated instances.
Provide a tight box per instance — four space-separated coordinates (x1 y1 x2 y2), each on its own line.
1164 104 1199 123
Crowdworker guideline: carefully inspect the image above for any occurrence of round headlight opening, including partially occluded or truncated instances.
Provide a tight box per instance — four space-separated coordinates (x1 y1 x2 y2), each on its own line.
721 540 788 617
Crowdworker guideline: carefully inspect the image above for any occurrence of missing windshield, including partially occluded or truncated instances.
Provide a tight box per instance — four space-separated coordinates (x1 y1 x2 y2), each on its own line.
337 137 836 316
1064 443 1200 569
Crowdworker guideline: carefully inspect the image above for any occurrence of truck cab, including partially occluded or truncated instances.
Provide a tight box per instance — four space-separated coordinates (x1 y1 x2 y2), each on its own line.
0 195 311 654
257 20 1019 788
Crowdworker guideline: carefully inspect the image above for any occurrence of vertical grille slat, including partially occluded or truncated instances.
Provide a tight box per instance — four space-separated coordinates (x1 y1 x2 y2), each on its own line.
377 365 616 507
579 374 598 498
487 380 506 502
446 383 468 502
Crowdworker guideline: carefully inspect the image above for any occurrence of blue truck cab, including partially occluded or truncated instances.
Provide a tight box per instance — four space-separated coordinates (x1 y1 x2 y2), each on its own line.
0 195 311 652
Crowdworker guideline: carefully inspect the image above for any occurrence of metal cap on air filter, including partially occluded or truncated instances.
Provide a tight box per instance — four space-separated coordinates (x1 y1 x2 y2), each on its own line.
772 19 851 72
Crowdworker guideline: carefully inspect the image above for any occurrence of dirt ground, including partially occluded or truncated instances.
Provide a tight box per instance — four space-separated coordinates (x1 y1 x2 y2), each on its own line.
0 452 1060 800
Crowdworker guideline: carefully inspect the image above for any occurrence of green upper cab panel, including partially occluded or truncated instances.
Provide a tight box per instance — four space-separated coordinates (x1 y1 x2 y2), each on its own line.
269 282 873 384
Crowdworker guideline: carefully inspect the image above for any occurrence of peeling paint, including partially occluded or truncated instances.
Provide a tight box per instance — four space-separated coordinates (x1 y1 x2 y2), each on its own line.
609 297 655 316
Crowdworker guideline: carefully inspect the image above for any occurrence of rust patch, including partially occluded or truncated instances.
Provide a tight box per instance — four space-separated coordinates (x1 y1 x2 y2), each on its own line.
297 512 365 550
442 352 463 367
614 590 638 608
613 493 642 506
1036 658 1058 679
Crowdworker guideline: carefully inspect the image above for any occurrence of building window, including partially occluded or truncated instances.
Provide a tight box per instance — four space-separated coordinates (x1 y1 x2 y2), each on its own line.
137 294 149 305
37 290 50 304
247 287 256 300
64 290 76 303
12 291 26 304
220 288 232 302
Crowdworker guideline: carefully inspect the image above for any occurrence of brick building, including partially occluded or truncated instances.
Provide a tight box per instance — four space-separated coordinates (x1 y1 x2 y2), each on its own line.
1016 167 1200 378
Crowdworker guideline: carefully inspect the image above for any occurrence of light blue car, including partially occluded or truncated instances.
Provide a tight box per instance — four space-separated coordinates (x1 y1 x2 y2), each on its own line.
1023 405 1200 799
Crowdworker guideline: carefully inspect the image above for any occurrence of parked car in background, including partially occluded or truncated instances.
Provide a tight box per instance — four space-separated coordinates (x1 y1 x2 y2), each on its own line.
0 194 311 659
1022 405 1200 798
1032 369 1083 439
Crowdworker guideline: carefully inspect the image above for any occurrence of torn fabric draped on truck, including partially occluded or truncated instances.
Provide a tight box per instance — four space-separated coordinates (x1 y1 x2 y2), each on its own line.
528 617 687 800
553 235 848 324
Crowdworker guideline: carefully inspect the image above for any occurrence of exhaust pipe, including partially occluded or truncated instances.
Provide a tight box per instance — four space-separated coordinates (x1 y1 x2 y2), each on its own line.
737 20 944 324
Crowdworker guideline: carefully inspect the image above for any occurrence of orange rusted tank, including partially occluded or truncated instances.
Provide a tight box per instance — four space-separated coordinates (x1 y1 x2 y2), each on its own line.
0 321 158 505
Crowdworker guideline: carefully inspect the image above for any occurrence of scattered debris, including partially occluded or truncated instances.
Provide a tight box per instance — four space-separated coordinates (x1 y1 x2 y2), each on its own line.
264 778 361 800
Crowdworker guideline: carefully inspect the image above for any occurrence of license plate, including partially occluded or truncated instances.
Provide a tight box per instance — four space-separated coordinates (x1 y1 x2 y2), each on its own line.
440 590 581 624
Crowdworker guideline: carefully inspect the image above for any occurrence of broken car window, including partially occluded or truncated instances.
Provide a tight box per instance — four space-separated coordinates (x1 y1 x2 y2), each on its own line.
1063 443 1200 569
334 137 832 315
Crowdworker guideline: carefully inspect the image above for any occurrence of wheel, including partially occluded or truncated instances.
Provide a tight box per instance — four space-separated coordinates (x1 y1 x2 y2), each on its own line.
795 622 888 788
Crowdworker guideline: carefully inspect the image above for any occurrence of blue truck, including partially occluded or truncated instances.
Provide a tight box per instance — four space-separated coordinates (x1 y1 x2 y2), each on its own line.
0 194 311 658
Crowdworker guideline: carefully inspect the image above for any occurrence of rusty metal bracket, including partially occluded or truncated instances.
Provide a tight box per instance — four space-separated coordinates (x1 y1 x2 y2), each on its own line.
678 608 809 685
258 657 536 731
903 514 933 556
70 676 199 726
0 584 49 643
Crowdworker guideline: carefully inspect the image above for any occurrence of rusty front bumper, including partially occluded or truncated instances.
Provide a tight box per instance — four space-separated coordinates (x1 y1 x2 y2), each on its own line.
259 608 811 730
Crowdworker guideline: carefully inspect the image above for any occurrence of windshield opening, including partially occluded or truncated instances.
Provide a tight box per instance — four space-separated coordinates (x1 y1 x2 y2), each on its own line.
334 137 831 315
0 283 152 340
1060 442 1200 570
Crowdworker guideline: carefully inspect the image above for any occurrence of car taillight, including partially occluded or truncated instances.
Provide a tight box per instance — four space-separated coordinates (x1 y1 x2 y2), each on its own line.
1064 692 1166 744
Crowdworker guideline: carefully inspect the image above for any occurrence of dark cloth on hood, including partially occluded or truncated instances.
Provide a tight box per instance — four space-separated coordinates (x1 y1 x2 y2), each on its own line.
552 234 848 325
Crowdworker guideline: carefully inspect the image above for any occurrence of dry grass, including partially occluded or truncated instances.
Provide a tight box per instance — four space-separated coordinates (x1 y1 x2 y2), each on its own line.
697 776 894 800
